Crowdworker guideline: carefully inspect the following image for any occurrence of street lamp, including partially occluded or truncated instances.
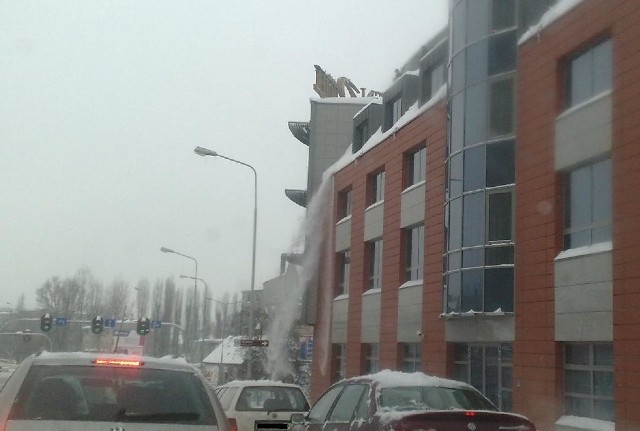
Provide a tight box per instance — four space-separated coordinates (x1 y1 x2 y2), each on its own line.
194 147 258 341
160 247 199 359
180 275 209 367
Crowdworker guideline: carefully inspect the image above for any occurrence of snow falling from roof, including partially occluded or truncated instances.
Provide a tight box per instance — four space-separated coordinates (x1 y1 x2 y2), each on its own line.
519 0 586 44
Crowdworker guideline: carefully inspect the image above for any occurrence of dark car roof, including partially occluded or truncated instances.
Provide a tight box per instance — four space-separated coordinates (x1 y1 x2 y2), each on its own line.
30 351 198 372
339 369 476 391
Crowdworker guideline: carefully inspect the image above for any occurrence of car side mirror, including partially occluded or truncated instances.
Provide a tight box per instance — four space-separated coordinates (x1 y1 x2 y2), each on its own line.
290 413 305 424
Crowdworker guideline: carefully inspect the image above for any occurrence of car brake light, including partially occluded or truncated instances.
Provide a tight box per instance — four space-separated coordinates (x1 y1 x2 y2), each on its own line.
228 417 238 431
91 358 144 367
464 411 476 417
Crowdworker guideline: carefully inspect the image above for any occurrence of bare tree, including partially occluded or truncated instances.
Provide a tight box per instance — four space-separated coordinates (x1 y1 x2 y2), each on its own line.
135 278 151 318
15 294 25 313
171 287 183 355
105 278 129 319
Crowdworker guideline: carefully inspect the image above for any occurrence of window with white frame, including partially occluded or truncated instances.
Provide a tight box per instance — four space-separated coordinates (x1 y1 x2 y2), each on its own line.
333 343 346 382
568 38 612 107
338 188 352 219
337 250 350 296
564 343 614 422
364 344 379 374
407 146 426 186
405 224 424 281
564 159 612 249
369 170 385 205
401 343 422 372
367 239 383 290
392 97 402 125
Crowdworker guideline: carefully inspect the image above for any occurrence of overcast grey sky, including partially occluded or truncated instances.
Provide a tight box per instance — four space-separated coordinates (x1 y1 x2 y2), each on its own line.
0 0 447 308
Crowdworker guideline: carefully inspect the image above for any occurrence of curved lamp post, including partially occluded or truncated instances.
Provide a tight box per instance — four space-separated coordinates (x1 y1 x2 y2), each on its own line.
193 148 258 344
160 247 199 359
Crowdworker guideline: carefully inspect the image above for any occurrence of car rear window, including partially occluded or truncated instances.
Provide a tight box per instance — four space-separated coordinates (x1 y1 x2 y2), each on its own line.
378 386 497 412
236 386 309 412
8 364 218 424
218 386 239 410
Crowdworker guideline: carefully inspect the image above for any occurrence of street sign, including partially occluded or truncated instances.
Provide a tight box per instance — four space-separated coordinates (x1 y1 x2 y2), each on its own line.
55 317 67 327
235 339 269 347
151 320 162 329
104 319 116 328
113 330 130 337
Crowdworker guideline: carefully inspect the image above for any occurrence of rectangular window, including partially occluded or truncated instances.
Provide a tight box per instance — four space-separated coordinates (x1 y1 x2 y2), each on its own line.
568 39 612 107
354 120 369 152
392 97 402 125
337 250 350 296
565 343 615 421
422 63 444 102
368 170 385 205
489 77 514 137
401 343 422 372
453 344 513 411
364 344 379 374
487 191 513 242
405 224 424 281
367 239 383 290
407 146 426 186
564 159 612 249
333 344 346 382
338 188 352 219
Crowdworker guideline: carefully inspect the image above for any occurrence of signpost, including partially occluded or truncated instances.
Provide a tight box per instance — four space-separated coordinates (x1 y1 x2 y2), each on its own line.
104 319 116 328
235 339 269 347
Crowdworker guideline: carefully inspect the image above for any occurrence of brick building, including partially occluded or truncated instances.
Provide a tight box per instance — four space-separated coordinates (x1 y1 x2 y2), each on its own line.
299 1 640 430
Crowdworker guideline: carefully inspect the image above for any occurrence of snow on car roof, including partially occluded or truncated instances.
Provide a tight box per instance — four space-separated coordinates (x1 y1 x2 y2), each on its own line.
219 379 303 388
352 369 473 390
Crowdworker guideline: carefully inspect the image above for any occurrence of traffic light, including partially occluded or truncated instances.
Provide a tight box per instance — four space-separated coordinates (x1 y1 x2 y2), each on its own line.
40 313 53 332
91 316 104 334
136 317 150 336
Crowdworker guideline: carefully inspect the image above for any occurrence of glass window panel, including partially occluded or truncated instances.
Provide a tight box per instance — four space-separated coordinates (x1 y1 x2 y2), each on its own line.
485 347 499 405
463 248 484 268
566 396 591 417
488 30 517 76
454 364 469 382
565 370 591 394
570 50 592 106
492 0 515 30
594 400 615 422
501 366 512 388
308 385 343 423
464 146 486 191
449 251 462 271
470 346 484 391
452 1 466 53
447 271 462 313
488 192 513 241
462 270 483 312
501 390 513 412
565 231 590 250
489 78 514 137
466 40 488 85
465 83 487 146
486 140 515 187
592 226 612 244
451 93 465 153
567 165 592 227
593 39 613 96
431 63 445 96
452 52 466 94
329 384 367 422
566 344 590 365
450 152 464 198
466 0 489 43
593 159 612 224
594 344 614 366
485 245 514 265
449 197 463 250
594 371 614 397
463 192 485 247
484 268 514 312
454 344 468 362
501 344 513 363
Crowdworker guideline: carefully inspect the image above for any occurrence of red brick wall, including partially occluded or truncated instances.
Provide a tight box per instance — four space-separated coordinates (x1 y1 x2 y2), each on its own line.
309 102 447 398
518 0 640 428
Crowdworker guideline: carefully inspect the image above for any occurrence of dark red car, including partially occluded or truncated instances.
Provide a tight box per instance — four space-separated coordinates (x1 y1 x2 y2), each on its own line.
290 370 536 431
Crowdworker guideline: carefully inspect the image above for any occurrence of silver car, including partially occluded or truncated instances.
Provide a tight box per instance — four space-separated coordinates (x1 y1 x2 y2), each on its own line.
0 351 230 431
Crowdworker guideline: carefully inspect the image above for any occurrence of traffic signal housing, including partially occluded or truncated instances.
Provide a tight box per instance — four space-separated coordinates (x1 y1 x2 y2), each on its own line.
40 313 53 332
91 316 104 334
136 317 150 336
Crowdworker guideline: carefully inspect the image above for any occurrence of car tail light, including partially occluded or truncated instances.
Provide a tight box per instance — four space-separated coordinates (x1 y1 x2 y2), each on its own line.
228 417 238 431
91 358 144 367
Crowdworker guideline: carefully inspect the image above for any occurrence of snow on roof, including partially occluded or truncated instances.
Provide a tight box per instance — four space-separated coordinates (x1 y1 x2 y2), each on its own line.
352 98 383 120
219 379 301 388
311 96 380 105
556 415 614 431
519 0 586 45
324 84 446 179
202 336 245 365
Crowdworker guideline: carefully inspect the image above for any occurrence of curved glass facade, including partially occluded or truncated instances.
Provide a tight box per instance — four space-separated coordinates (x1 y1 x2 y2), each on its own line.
445 0 518 313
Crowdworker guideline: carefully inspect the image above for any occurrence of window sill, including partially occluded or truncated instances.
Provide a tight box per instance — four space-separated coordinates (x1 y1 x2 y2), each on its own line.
334 294 349 301
399 279 423 289
402 180 426 195
558 90 612 121
555 241 612 261
363 287 382 296
440 309 513 320
336 214 352 226
555 415 614 431
365 200 384 212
